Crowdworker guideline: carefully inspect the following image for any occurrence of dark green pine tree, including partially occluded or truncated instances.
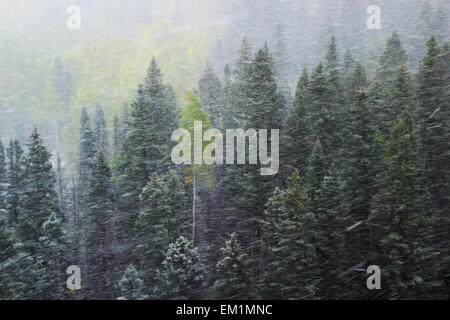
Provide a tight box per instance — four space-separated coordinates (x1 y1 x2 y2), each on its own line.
225 44 282 285
418 36 450 286
93 105 110 155
316 165 348 299
133 174 170 292
308 62 335 160
232 36 253 127
247 43 282 133
387 65 416 128
214 232 251 299
16 128 61 253
0 141 6 216
133 170 188 293
154 236 205 300
377 31 408 84
117 264 149 300
37 212 70 299
0 216 35 299
262 171 318 299
324 35 346 163
343 63 375 294
199 64 223 127
78 107 96 204
282 68 311 177
222 65 235 129
5 140 23 225
368 110 441 299
342 49 355 76
85 151 117 299
117 58 178 241
163 169 189 242
119 103 131 147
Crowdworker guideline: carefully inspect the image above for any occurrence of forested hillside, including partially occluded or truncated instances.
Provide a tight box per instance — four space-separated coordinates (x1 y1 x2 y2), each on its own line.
0 0 449 300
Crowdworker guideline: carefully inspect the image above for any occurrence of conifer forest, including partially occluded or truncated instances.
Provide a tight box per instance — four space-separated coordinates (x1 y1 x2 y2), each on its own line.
0 0 449 300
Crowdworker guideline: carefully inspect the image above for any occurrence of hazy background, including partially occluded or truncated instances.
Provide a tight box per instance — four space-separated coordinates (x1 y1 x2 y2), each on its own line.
0 0 448 173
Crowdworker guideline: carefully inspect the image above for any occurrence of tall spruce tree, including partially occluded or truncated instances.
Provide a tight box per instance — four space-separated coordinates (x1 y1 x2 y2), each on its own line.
16 128 61 253
85 151 116 299
316 165 348 299
199 65 223 127
368 110 440 299
93 105 110 155
78 107 96 208
377 31 408 84
225 44 282 286
37 212 70 299
0 216 35 299
343 63 375 294
418 36 450 288
232 36 253 127
282 68 311 177
262 171 318 299
133 174 170 293
117 58 178 243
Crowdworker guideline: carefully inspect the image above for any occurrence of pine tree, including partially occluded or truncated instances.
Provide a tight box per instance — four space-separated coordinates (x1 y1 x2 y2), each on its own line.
316 165 348 299
262 171 318 299
308 62 335 159
16 128 61 253
282 68 311 177
78 107 96 207
343 64 375 293
342 49 355 76
377 32 408 84
368 111 440 299
117 264 149 300
154 236 205 299
418 36 450 288
232 36 253 127
222 65 235 129
0 216 34 299
117 58 178 242
85 151 116 299
93 105 110 155
0 141 6 216
199 65 223 127
164 169 189 242
133 174 170 292
37 212 70 299
324 35 346 163
214 232 251 299
5 140 23 225
225 44 282 285
134 170 188 293
388 65 416 127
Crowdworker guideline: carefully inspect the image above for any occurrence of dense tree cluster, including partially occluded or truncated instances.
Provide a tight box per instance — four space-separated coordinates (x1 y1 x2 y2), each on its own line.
0 29 448 300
